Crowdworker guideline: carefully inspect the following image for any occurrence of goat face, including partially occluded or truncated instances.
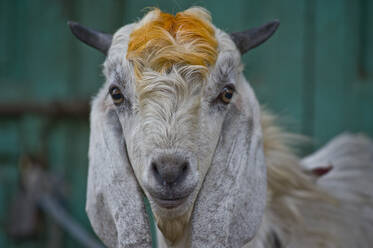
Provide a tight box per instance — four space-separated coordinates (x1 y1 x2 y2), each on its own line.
104 27 244 239
70 7 279 247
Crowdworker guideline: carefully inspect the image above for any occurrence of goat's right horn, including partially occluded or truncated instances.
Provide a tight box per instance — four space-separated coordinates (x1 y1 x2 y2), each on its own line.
68 21 112 55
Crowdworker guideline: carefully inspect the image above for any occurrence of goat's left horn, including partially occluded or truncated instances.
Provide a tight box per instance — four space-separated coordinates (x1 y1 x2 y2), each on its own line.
230 19 280 54
68 21 112 55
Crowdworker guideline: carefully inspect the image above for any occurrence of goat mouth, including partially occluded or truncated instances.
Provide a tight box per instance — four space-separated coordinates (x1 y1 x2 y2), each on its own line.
152 196 188 209
147 185 195 209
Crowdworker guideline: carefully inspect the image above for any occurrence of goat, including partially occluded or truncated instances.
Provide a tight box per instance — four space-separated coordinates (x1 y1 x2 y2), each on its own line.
69 7 373 248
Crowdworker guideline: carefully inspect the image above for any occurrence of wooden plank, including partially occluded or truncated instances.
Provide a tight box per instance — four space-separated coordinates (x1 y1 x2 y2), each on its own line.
313 0 362 145
0 120 20 159
64 122 90 227
0 121 21 247
47 120 92 248
349 0 373 138
359 0 373 77
301 0 316 142
20 0 71 101
236 0 307 134
0 1 28 102
0 165 18 248
18 116 46 156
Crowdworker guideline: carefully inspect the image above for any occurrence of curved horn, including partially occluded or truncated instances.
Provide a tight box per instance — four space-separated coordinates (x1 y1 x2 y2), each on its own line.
230 20 280 54
68 21 112 55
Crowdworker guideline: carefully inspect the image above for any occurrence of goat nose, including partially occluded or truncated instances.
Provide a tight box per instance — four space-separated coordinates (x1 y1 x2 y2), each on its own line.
151 157 189 186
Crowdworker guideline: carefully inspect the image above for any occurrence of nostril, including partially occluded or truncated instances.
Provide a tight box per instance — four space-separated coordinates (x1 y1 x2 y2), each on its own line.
175 161 189 184
152 162 158 174
151 162 163 184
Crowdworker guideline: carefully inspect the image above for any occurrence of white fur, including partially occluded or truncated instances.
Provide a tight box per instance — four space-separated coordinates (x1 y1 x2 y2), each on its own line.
85 12 373 248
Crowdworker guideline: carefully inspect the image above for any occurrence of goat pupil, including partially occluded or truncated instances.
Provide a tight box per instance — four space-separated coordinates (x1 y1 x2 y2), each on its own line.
109 87 124 104
224 92 232 99
220 87 234 104
112 93 122 100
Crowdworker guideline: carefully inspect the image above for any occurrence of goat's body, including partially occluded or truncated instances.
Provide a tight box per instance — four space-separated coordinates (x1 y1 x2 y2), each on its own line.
156 111 373 248
248 111 373 248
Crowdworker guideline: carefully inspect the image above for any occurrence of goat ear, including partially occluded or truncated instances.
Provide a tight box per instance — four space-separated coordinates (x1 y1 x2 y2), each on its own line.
230 20 279 54
190 81 266 247
86 90 152 247
68 21 112 55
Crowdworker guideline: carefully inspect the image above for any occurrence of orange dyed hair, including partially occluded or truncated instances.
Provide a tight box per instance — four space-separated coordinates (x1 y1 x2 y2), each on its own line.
127 7 218 78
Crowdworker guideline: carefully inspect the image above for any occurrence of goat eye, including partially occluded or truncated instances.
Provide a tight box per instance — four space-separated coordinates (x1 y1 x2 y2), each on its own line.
220 86 234 104
109 86 124 105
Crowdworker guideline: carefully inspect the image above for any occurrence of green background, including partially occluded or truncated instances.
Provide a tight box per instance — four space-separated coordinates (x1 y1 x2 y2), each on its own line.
1 0 372 247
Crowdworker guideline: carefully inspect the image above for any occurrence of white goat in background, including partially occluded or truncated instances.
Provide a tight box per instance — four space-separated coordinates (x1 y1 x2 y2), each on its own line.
69 7 373 248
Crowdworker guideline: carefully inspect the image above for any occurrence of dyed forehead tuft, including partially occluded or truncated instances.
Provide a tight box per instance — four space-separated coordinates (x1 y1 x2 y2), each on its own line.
126 7 218 78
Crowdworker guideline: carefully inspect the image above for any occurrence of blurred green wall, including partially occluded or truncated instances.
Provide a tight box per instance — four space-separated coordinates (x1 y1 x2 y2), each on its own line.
1 0 372 247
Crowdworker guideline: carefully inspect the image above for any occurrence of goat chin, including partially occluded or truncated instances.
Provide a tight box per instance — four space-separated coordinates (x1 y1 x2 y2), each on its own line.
155 209 192 246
